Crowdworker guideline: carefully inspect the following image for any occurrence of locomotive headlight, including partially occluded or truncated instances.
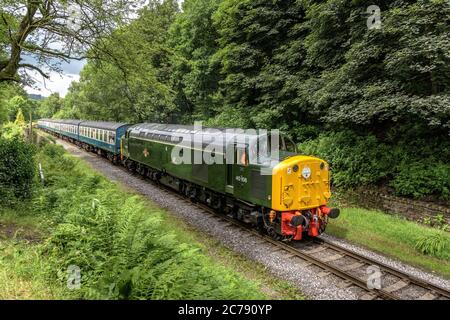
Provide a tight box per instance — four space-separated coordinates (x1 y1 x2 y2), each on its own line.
302 166 311 179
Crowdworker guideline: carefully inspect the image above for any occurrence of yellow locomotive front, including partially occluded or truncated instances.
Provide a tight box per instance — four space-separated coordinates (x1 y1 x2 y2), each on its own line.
270 155 339 240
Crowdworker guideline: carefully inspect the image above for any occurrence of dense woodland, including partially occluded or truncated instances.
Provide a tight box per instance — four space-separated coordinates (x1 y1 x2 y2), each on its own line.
1 0 450 200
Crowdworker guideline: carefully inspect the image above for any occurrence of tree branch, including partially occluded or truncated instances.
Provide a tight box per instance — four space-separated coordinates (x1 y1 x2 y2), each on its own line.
18 63 50 79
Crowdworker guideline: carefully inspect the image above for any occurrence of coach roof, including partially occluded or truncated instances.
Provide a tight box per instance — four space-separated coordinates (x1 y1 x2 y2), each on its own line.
80 121 129 131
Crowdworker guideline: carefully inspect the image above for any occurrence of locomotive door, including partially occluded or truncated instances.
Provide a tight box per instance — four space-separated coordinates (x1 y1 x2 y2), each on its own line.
233 145 250 197
226 163 234 194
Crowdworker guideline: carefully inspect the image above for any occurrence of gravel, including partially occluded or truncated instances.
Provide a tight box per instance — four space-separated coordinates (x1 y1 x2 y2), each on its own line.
54 138 450 300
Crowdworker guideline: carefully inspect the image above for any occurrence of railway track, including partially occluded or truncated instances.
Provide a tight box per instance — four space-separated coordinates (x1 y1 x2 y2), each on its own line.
43 131 450 300
159 186 450 301
295 239 450 300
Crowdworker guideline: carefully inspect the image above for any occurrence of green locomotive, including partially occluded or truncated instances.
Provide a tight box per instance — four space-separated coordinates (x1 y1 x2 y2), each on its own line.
121 123 339 241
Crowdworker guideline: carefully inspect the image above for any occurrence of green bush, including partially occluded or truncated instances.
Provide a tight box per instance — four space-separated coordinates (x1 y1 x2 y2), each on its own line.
0 136 36 201
390 162 450 199
301 130 393 188
0 122 24 140
415 233 447 259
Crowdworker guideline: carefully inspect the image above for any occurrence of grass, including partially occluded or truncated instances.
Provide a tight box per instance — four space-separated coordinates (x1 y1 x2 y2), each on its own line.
326 207 450 277
0 240 64 299
0 141 304 300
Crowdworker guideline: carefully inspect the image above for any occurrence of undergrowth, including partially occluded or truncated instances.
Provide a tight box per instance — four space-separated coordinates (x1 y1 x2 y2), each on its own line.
2 143 267 299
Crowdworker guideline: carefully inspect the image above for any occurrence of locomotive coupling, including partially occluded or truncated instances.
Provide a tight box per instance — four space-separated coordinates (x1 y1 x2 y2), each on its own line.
319 206 340 219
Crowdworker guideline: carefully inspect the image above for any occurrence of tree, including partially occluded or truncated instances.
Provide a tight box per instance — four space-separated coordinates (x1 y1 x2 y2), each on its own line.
6 95 32 121
211 0 310 130
0 0 142 84
0 82 25 123
64 0 180 123
168 0 222 122
38 92 63 118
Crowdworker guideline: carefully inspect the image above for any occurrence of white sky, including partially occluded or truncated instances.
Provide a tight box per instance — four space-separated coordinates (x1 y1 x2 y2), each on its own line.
25 68 82 98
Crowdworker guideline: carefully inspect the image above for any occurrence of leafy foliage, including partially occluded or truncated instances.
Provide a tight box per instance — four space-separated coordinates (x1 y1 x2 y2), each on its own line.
0 0 141 83
0 131 36 201
14 108 25 126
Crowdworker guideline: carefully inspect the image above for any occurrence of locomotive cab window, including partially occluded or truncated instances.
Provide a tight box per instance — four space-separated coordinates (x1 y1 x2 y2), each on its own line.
237 147 249 166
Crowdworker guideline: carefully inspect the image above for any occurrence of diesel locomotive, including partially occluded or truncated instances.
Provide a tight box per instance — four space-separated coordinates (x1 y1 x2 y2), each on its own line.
37 119 339 241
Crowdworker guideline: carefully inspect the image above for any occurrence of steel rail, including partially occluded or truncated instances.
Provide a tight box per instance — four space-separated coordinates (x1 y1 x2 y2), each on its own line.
311 238 450 300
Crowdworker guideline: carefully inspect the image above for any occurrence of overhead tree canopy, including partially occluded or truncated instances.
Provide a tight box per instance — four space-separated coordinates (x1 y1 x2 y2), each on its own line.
0 0 143 84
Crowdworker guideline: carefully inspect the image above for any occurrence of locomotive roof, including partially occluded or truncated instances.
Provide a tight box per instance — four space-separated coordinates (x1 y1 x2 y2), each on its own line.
129 123 262 137
128 123 270 148
80 121 129 131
